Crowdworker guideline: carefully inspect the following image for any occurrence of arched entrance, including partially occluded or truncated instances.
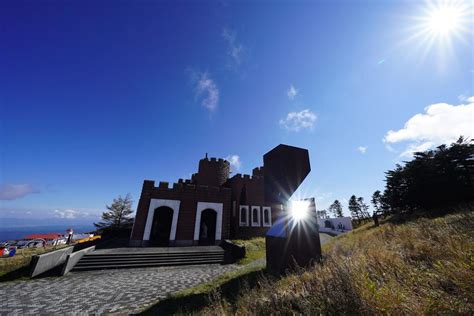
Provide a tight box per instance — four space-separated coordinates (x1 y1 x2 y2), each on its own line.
150 206 173 246
199 209 217 245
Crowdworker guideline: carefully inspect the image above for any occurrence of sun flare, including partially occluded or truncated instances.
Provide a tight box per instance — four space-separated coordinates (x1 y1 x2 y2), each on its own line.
426 4 464 37
415 1 471 41
405 0 472 65
290 200 310 221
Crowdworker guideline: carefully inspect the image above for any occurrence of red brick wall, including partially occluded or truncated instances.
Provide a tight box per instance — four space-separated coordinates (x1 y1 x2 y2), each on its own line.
224 174 285 239
193 158 230 187
130 181 232 243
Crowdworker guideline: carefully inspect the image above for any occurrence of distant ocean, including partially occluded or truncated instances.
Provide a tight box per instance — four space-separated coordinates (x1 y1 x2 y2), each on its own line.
0 225 96 242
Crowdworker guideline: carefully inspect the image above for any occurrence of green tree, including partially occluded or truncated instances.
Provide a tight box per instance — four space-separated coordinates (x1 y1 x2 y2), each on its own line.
371 190 383 213
348 195 361 222
328 200 343 217
383 137 473 214
94 194 134 229
316 209 328 219
357 197 370 219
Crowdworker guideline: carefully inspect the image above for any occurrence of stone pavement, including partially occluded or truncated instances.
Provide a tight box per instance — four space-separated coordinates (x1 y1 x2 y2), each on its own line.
0 263 237 315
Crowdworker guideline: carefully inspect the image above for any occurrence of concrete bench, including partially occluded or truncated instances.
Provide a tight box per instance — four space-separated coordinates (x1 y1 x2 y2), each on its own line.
61 246 96 276
29 246 74 278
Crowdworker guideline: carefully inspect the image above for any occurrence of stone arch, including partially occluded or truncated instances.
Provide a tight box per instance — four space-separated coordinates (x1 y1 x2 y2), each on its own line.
198 209 217 245
194 202 223 243
149 206 173 246
143 199 180 242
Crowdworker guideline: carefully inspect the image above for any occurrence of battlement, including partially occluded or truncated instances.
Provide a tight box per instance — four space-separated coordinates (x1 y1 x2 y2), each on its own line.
144 179 230 193
229 173 262 181
252 166 264 177
200 157 230 165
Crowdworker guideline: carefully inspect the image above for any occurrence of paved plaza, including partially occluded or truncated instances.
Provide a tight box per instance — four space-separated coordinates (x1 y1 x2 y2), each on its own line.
0 263 237 315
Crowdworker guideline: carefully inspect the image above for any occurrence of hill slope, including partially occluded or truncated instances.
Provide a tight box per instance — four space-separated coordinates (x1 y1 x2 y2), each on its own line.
203 210 474 314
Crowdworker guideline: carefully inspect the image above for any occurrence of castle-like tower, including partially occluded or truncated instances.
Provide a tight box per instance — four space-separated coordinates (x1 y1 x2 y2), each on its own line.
130 144 311 247
192 157 230 187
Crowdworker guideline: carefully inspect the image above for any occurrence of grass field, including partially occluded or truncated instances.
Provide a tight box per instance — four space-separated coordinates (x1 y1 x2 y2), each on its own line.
193 209 474 314
0 246 68 280
232 237 266 265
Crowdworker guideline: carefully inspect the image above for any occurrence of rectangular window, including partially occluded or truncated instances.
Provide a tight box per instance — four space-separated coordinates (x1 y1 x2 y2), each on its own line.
251 206 261 227
239 205 249 226
262 206 272 227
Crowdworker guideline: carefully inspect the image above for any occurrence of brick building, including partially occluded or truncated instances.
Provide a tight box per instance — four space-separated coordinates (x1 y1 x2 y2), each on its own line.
130 144 311 246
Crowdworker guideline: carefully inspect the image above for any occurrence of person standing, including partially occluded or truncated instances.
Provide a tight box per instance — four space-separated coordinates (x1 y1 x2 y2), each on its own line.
372 212 379 227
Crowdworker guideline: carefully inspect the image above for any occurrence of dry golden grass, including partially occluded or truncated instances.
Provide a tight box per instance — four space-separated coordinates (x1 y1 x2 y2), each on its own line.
200 210 474 315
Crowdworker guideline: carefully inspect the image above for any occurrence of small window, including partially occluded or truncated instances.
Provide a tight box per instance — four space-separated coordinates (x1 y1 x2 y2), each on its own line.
251 206 261 227
239 205 249 226
262 206 272 227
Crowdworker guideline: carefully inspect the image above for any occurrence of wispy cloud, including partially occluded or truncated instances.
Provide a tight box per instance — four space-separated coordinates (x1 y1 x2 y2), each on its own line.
357 146 367 154
53 209 91 219
0 184 39 200
195 72 219 111
222 28 244 68
54 209 78 219
279 109 317 132
384 96 473 157
458 94 474 103
287 85 299 100
225 155 242 172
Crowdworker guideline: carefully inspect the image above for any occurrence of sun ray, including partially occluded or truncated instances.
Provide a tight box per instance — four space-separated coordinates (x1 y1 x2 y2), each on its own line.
401 0 472 67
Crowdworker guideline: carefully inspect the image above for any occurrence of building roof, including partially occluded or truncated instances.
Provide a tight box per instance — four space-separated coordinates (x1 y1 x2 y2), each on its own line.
23 233 63 240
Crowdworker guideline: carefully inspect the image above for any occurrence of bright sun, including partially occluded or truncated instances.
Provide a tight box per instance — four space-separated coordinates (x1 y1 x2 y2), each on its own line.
290 200 309 221
426 5 463 36
407 0 472 63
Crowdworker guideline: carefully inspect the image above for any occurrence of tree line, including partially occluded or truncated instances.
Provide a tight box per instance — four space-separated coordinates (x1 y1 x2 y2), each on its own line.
319 137 474 221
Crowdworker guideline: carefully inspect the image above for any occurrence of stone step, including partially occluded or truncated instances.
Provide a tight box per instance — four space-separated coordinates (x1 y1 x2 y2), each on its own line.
70 246 227 272
80 254 224 262
71 258 224 271
75 257 224 267
83 251 224 258
78 254 224 264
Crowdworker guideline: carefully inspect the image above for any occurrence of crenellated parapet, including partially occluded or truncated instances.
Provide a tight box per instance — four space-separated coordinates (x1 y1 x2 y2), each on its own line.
141 179 231 195
252 166 264 177
194 156 230 186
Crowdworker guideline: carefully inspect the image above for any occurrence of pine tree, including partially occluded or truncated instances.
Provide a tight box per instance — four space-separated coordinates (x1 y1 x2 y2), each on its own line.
357 197 370 219
383 137 473 214
371 190 383 214
94 194 134 229
328 200 343 217
316 209 328 219
348 195 361 222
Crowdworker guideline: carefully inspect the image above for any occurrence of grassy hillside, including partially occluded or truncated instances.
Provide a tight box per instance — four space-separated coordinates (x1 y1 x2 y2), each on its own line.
200 210 473 315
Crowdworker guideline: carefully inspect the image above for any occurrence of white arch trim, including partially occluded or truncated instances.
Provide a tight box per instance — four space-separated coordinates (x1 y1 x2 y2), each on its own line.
194 202 223 241
251 206 261 227
143 199 181 241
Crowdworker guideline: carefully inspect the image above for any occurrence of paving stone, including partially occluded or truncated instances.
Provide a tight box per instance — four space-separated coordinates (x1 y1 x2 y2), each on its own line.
0 263 237 315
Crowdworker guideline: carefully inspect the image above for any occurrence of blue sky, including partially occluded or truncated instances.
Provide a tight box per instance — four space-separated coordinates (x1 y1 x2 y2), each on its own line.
1 0 473 223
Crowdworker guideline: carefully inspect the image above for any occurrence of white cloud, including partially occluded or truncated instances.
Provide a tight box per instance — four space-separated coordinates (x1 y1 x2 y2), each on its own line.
385 144 396 152
279 109 317 132
458 94 474 103
0 184 39 200
54 209 78 219
287 85 299 100
225 155 242 172
195 72 219 111
399 142 435 158
222 28 244 67
357 146 367 154
384 97 474 157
